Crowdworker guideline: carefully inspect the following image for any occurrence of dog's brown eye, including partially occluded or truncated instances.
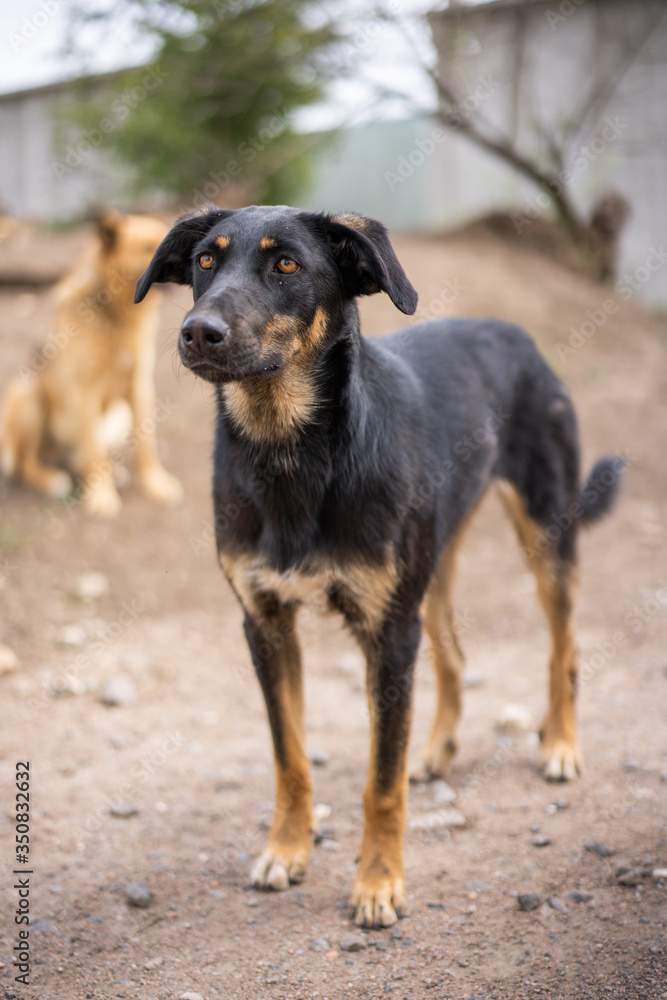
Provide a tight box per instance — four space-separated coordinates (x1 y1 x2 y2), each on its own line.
276 257 299 274
199 254 214 270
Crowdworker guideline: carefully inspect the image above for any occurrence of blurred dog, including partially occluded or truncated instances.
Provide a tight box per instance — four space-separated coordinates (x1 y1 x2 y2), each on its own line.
0 211 182 516
136 205 622 927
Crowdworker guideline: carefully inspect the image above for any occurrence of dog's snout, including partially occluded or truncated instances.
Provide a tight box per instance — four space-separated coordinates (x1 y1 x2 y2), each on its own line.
181 314 229 356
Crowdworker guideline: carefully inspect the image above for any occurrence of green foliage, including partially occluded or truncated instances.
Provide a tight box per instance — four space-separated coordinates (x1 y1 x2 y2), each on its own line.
64 0 341 205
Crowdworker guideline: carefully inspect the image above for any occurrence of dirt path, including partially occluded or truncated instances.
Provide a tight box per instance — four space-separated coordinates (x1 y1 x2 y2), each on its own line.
0 224 665 1000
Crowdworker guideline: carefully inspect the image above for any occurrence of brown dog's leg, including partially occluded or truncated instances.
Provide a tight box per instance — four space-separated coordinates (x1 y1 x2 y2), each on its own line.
352 612 420 927
0 380 71 497
498 483 581 781
130 339 183 506
245 603 313 890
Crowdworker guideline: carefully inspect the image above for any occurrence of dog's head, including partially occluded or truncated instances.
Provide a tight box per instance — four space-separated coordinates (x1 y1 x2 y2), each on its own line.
98 210 168 281
134 205 417 383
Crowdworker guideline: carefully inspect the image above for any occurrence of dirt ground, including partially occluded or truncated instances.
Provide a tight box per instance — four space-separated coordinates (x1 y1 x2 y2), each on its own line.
0 220 665 1000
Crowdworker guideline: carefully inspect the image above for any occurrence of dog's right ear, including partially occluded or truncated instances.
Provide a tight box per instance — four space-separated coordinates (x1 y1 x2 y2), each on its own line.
134 207 233 303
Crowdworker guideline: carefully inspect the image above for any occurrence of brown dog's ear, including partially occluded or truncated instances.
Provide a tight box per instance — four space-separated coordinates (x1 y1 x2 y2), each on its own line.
134 206 234 303
98 209 122 252
302 211 418 315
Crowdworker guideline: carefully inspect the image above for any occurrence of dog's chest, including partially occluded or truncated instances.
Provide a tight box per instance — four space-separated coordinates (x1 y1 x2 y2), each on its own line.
219 551 397 634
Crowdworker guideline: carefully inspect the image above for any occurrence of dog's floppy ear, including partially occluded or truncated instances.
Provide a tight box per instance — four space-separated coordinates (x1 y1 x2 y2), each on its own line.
134 206 233 303
98 209 122 252
303 211 418 315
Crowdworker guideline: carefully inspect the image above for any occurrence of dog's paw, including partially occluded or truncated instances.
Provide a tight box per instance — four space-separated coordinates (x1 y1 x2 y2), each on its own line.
47 470 73 498
351 876 407 928
84 485 122 518
409 737 457 784
250 842 309 891
140 466 183 507
541 740 581 782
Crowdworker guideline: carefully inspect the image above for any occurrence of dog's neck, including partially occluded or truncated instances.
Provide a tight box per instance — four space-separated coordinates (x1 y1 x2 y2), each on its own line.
219 301 362 448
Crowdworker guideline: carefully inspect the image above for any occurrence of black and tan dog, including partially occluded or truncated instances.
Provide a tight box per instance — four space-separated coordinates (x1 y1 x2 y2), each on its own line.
136 205 622 927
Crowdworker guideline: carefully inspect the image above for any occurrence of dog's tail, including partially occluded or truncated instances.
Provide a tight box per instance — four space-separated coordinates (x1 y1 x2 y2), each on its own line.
578 455 625 526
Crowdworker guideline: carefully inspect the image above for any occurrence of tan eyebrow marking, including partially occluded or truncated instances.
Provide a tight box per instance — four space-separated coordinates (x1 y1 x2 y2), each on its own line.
260 237 276 249
215 235 230 249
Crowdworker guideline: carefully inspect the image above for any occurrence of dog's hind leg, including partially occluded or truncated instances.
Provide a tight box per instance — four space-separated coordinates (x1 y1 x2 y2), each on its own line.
410 540 465 783
0 379 71 497
497 482 581 781
244 602 313 891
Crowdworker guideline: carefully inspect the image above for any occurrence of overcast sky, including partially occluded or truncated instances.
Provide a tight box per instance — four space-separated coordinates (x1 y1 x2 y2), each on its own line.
0 0 454 128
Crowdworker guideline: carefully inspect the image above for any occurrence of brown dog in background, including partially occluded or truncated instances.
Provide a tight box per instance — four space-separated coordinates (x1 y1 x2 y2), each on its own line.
0 211 182 517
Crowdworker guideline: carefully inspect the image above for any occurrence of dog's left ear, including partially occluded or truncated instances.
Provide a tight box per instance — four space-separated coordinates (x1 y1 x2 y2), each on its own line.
303 211 418 315
98 209 122 252
134 206 234 303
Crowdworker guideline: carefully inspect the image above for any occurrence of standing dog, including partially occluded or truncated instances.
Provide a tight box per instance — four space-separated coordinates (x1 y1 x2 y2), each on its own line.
136 205 622 927
1 211 182 517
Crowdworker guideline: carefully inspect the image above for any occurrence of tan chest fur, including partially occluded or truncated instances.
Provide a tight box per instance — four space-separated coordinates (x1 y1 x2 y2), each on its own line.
219 551 398 634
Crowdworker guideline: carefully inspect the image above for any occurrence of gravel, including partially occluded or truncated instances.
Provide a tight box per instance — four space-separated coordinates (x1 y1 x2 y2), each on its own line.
125 881 152 908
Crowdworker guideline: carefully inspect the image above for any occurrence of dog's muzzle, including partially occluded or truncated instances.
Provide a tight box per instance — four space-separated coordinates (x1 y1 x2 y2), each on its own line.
180 313 230 363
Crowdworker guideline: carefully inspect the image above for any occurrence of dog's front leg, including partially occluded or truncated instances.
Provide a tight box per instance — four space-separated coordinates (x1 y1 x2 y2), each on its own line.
244 605 313 891
130 345 183 507
352 611 421 927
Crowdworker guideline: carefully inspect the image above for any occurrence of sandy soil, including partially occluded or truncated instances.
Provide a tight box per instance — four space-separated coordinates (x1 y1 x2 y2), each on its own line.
0 221 665 1000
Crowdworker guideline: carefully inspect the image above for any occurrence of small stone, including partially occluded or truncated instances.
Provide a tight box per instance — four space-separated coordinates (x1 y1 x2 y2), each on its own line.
245 894 259 907
319 839 341 851
313 802 332 822
109 801 138 818
547 896 568 914
651 868 667 880
30 918 53 931
407 807 466 831
391 923 403 939
143 957 162 969
568 890 593 903
517 893 541 912
498 703 533 732
311 938 329 951
125 881 152 908
340 933 368 952
99 676 136 707
57 625 86 647
584 841 613 858
0 644 18 675
431 780 457 805
463 670 485 688
309 748 329 767
427 901 447 910
621 756 640 772
554 797 568 810
72 571 109 600
530 824 541 834
179 993 205 1000
616 868 645 886
660 771 667 783
375 939 388 951
532 835 551 848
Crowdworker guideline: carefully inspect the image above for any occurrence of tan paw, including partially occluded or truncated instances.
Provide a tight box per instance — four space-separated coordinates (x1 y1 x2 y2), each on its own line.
46 470 73 498
351 876 407 928
409 737 457 784
250 841 310 891
140 466 183 507
84 485 122 518
541 739 581 782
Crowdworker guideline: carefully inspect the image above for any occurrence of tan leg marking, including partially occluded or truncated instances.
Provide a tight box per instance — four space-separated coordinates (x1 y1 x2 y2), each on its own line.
412 493 488 782
352 701 408 927
497 482 581 781
245 605 313 891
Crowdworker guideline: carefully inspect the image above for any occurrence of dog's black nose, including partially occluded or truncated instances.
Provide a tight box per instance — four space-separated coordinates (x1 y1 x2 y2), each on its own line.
181 314 229 355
